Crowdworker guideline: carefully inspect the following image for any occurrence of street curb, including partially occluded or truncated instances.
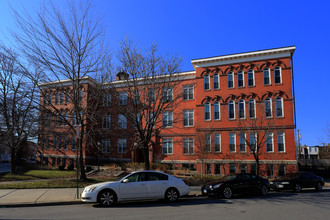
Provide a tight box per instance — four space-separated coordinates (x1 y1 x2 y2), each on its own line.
0 201 84 208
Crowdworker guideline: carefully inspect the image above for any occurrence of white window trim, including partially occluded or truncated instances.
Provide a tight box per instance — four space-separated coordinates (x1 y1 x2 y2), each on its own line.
163 111 173 127
250 133 257 152
228 100 235 120
238 100 246 119
183 110 194 127
117 139 127 154
277 132 286 152
228 71 235 88
229 133 236 152
183 138 194 155
205 134 211 152
266 133 274 152
214 133 221 153
204 74 210 91
239 133 246 152
204 102 211 121
213 73 220 90
265 98 272 118
249 99 256 119
237 70 244 88
247 69 255 87
162 138 173 155
276 97 284 118
274 66 282 84
183 85 194 100
263 67 271 85
214 101 221 120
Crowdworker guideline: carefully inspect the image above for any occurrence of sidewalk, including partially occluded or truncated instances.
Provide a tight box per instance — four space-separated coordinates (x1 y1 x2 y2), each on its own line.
0 186 202 207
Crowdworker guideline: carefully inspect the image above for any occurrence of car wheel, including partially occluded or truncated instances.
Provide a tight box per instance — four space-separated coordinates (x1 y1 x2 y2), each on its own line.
315 182 323 191
222 186 232 199
165 188 179 202
260 185 269 196
293 183 302 193
98 190 116 207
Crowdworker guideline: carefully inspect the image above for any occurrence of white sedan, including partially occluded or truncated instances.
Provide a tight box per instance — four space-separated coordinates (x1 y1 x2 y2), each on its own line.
81 170 190 206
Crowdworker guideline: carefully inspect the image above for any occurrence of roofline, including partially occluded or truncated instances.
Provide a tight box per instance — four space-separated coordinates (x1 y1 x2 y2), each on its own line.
38 76 98 88
191 46 296 65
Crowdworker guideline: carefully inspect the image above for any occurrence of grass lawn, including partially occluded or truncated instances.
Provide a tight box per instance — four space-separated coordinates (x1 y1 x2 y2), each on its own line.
0 170 76 181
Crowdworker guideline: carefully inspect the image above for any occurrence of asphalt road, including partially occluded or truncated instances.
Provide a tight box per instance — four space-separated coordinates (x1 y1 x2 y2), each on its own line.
1 189 329 220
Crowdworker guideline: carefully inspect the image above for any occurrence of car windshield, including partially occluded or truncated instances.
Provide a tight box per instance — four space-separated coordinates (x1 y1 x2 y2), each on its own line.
275 173 298 180
114 172 132 181
220 174 238 181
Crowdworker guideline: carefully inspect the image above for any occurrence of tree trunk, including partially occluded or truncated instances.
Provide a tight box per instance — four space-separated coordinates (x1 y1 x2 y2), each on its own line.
143 143 150 170
10 147 16 174
78 129 86 180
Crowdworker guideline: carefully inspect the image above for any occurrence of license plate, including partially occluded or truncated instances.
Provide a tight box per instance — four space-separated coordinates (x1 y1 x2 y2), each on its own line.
277 185 284 188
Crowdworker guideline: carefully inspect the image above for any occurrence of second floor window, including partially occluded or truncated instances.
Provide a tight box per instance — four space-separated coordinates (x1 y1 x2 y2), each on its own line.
228 71 234 88
119 92 127 105
162 138 173 154
250 133 257 152
214 133 221 152
266 133 274 152
263 67 271 85
238 100 245 119
134 90 140 104
249 99 256 119
237 70 244 87
163 111 173 127
183 138 194 155
239 133 246 152
204 134 211 152
117 139 127 154
229 133 236 152
213 73 219 89
204 74 210 90
118 114 127 129
162 87 173 102
228 100 235 119
102 139 110 153
183 110 194 127
148 88 155 103
183 85 194 100
247 69 254 86
204 102 211 121
214 102 220 120
103 94 111 106
274 66 282 84
102 115 111 129
265 98 272 118
276 97 284 117
277 132 285 152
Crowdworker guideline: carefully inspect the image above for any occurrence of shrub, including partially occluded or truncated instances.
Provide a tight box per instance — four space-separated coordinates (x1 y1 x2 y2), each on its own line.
67 164 74 171
85 166 93 172
58 165 65 171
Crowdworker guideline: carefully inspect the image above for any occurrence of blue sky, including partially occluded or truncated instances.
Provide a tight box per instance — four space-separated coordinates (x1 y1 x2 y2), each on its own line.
1 0 330 146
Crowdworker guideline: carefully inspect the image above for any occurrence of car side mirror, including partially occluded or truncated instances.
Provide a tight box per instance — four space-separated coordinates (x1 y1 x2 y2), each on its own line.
122 179 129 183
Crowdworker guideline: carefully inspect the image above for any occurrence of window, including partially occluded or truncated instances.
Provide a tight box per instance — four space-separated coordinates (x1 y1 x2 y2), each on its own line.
263 67 271 85
229 164 236 174
247 69 255 86
162 87 173 102
102 115 111 129
43 94 47 105
277 132 285 152
227 71 234 88
55 93 59 104
204 74 210 90
65 91 69 104
148 88 155 103
103 93 111 106
183 85 194 100
278 165 286 176
248 99 256 119
274 66 282 84
228 100 235 119
72 113 76 126
205 134 211 152
163 111 173 127
266 133 274 152
53 136 57 150
276 97 284 117
264 98 272 117
214 133 221 152
79 89 83 103
267 165 274 177
102 139 110 153
213 73 219 89
134 90 140 104
250 164 256 175
63 137 67 150
214 164 221 174
183 110 194 127
48 93 52 105
240 164 247 173
237 70 244 87
162 138 173 154
238 100 245 119
229 133 236 152
119 92 127 105
250 133 257 152
205 164 211 174
183 138 194 155
118 114 127 129
133 113 140 128
214 102 220 120
239 133 246 152
204 102 211 121
71 137 75 150
58 137 62 150
46 137 49 149
65 112 68 125
117 139 127 154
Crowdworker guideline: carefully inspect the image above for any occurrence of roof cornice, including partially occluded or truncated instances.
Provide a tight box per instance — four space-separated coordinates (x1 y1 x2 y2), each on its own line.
191 46 296 68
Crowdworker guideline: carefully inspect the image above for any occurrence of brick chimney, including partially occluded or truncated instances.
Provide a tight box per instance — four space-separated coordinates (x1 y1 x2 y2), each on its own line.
116 71 129 81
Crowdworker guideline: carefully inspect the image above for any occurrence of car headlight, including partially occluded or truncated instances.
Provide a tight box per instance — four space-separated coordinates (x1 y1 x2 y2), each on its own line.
213 183 222 189
270 182 273 184
85 186 97 193
281 182 290 184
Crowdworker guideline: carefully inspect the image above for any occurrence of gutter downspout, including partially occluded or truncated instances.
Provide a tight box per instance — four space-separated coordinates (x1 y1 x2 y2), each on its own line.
291 52 298 171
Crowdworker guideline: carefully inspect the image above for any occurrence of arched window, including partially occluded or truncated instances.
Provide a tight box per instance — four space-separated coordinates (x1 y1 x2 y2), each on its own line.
275 97 284 117
204 102 211 120
248 99 256 119
60 92 64 104
228 100 235 119
247 69 254 86
238 100 245 119
228 71 234 88
213 73 219 89
264 98 272 118
55 93 59 104
204 74 210 90
274 66 282 84
263 67 271 85
214 101 220 120
237 70 244 87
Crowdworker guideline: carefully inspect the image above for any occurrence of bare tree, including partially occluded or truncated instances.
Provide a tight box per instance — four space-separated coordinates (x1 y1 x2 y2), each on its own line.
194 131 212 178
0 47 39 173
11 0 109 179
112 39 182 170
235 102 275 176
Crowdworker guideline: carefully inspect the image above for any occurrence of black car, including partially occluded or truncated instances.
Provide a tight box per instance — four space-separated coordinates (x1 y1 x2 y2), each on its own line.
269 172 325 192
201 173 270 199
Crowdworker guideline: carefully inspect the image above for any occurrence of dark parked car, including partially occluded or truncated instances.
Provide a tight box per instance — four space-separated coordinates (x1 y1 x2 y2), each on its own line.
270 172 325 192
201 173 269 199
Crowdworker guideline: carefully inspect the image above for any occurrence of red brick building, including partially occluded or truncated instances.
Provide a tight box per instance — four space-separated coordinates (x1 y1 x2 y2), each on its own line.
38 46 297 177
